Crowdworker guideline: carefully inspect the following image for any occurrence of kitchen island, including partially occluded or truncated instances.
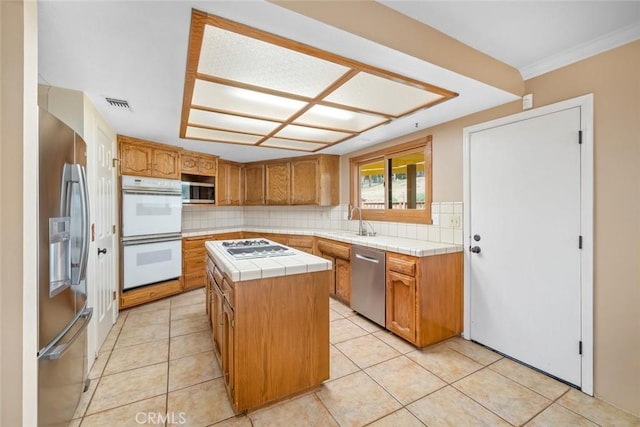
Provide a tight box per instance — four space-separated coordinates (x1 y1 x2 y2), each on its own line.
205 239 331 412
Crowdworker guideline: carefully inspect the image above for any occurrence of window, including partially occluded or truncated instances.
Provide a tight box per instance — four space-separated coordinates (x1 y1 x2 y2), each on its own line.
350 136 432 224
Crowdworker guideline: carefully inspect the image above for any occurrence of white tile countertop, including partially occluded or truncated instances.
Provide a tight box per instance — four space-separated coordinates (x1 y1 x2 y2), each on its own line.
205 239 332 282
188 227 463 258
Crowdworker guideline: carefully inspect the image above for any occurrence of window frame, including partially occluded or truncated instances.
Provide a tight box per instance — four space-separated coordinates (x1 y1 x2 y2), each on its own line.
349 136 432 224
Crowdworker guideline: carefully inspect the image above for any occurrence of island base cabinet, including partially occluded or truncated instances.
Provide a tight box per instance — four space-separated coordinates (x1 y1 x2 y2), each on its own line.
232 270 330 412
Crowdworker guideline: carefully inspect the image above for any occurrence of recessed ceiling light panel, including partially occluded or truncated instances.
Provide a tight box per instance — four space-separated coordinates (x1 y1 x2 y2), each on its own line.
181 10 458 152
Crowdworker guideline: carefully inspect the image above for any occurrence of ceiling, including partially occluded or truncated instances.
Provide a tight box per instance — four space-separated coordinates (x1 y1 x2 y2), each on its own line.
38 1 640 163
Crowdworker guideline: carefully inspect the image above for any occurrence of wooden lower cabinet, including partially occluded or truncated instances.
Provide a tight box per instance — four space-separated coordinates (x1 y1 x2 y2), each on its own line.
386 251 463 347
335 258 351 303
222 297 235 401
386 270 416 342
316 239 351 305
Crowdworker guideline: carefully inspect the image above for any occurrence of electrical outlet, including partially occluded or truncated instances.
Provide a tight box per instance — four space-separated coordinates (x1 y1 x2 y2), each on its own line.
449 214 461 228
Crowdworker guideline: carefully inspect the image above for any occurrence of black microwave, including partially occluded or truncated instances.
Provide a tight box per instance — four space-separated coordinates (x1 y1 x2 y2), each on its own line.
181 181 215 204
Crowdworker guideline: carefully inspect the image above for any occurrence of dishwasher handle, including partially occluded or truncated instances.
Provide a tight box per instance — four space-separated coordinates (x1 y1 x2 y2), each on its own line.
355 253 380 264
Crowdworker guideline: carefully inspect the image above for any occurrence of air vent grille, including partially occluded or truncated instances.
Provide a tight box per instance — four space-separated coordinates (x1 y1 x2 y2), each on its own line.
105 97 131 109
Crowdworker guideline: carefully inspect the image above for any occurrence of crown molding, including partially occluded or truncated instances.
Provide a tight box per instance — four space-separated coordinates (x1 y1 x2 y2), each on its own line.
521 22 640 80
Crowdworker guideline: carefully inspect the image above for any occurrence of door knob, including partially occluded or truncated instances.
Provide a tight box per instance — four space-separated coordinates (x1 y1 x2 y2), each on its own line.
473 234 481 241
470 246 481 254
98 247 107 255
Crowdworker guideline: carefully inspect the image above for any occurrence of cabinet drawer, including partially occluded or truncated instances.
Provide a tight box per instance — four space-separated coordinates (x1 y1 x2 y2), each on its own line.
387 253 417 276
287 236 314 249
184 237 209 250
184 256 206 272
184 272 205 289
317 240 350 260
184 247 205 260
120 279 182 309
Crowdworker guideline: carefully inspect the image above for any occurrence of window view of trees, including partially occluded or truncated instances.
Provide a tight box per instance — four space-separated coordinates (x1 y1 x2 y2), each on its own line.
358 153 425 210
351 136 432 224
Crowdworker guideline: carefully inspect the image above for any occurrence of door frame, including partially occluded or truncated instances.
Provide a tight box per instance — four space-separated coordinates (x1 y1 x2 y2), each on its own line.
462 94 594 394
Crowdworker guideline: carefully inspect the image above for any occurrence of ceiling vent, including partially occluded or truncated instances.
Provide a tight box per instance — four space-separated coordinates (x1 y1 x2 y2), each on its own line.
105 97 131 110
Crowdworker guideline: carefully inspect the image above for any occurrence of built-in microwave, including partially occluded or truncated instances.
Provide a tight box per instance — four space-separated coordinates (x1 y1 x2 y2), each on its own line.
181 181 215 204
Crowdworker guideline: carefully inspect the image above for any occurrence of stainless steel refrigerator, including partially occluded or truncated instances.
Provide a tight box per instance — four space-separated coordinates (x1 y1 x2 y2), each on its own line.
37 107 93 426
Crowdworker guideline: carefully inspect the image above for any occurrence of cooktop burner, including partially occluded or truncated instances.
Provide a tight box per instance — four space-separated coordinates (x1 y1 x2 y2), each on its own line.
221 239 297 259
222 239 270 248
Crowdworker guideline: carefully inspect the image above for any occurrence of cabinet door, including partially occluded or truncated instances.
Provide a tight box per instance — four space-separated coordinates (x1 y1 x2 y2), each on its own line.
335 257 351 304
199 156 217 177
217 162 230 205
222 300 235 400
211 280 224 363
320 254 336 295
181 153 200 174
153 148 180 179
386 271 416 343
228 164 242 205
244 164 265 205
291 159 319 205
265 162 290 205
120 142 152 176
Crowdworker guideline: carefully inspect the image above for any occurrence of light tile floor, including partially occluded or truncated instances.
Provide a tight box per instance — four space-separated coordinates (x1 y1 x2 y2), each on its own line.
71 289 640 427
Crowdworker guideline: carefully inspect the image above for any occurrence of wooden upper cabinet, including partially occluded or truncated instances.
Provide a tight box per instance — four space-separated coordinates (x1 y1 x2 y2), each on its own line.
291 158 319 205
243 164 265 205
181 150 218 177
120 141 152 176
118 135 180 179
266 162 291 205
153 147 181 179
218 161 242 205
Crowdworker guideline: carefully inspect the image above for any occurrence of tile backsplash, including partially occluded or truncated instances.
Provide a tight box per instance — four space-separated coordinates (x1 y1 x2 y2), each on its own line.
182 202 463 245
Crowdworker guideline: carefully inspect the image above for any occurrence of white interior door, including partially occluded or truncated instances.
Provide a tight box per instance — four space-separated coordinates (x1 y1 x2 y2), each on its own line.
93 115 117 353
466 104 586 387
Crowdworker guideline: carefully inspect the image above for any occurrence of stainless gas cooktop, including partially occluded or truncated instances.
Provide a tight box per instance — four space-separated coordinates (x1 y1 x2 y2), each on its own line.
222 239 297 260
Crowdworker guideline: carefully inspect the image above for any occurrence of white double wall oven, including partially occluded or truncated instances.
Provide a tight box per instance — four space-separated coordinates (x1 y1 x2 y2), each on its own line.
121 176 182 291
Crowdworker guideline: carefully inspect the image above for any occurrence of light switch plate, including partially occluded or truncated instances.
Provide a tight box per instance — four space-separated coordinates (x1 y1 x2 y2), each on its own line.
432 214 439 225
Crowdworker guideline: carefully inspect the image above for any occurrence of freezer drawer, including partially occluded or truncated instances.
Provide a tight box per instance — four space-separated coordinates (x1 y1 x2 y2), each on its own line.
38 307 91 427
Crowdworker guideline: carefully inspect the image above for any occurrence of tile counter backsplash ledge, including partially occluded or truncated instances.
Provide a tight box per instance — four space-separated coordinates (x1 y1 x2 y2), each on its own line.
186 227 462 258
182 202 464 246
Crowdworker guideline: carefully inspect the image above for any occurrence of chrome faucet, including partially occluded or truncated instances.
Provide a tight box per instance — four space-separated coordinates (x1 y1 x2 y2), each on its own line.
349 206 375 236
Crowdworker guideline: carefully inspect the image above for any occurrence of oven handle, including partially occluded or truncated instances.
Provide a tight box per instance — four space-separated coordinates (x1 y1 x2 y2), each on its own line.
122 234 182 246
122 189 182 196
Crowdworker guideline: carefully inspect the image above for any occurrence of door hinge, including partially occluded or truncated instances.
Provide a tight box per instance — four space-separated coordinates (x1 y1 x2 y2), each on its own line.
112 225 116 234
579 235 583 249
112 291 117 301
579 341 583 355
112 157 120 168
578 130 583 145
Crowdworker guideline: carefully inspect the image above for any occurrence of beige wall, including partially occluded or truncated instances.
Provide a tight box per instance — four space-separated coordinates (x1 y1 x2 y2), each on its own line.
341 41 640 416
1 1 38 425
525 40 640 416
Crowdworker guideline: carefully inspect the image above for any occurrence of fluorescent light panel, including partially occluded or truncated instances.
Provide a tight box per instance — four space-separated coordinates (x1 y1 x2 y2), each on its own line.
181 11 458 152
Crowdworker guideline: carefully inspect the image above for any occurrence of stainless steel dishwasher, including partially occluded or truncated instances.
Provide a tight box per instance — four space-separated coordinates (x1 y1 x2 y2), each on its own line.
351 245 386 327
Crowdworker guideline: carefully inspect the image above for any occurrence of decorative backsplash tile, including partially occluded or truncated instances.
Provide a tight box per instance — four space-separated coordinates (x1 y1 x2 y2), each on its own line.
182 202 464 245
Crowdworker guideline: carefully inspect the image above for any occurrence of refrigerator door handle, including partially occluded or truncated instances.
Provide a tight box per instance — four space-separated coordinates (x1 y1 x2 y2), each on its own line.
61 163 90 286
38 306 93 361
75 164 90 284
